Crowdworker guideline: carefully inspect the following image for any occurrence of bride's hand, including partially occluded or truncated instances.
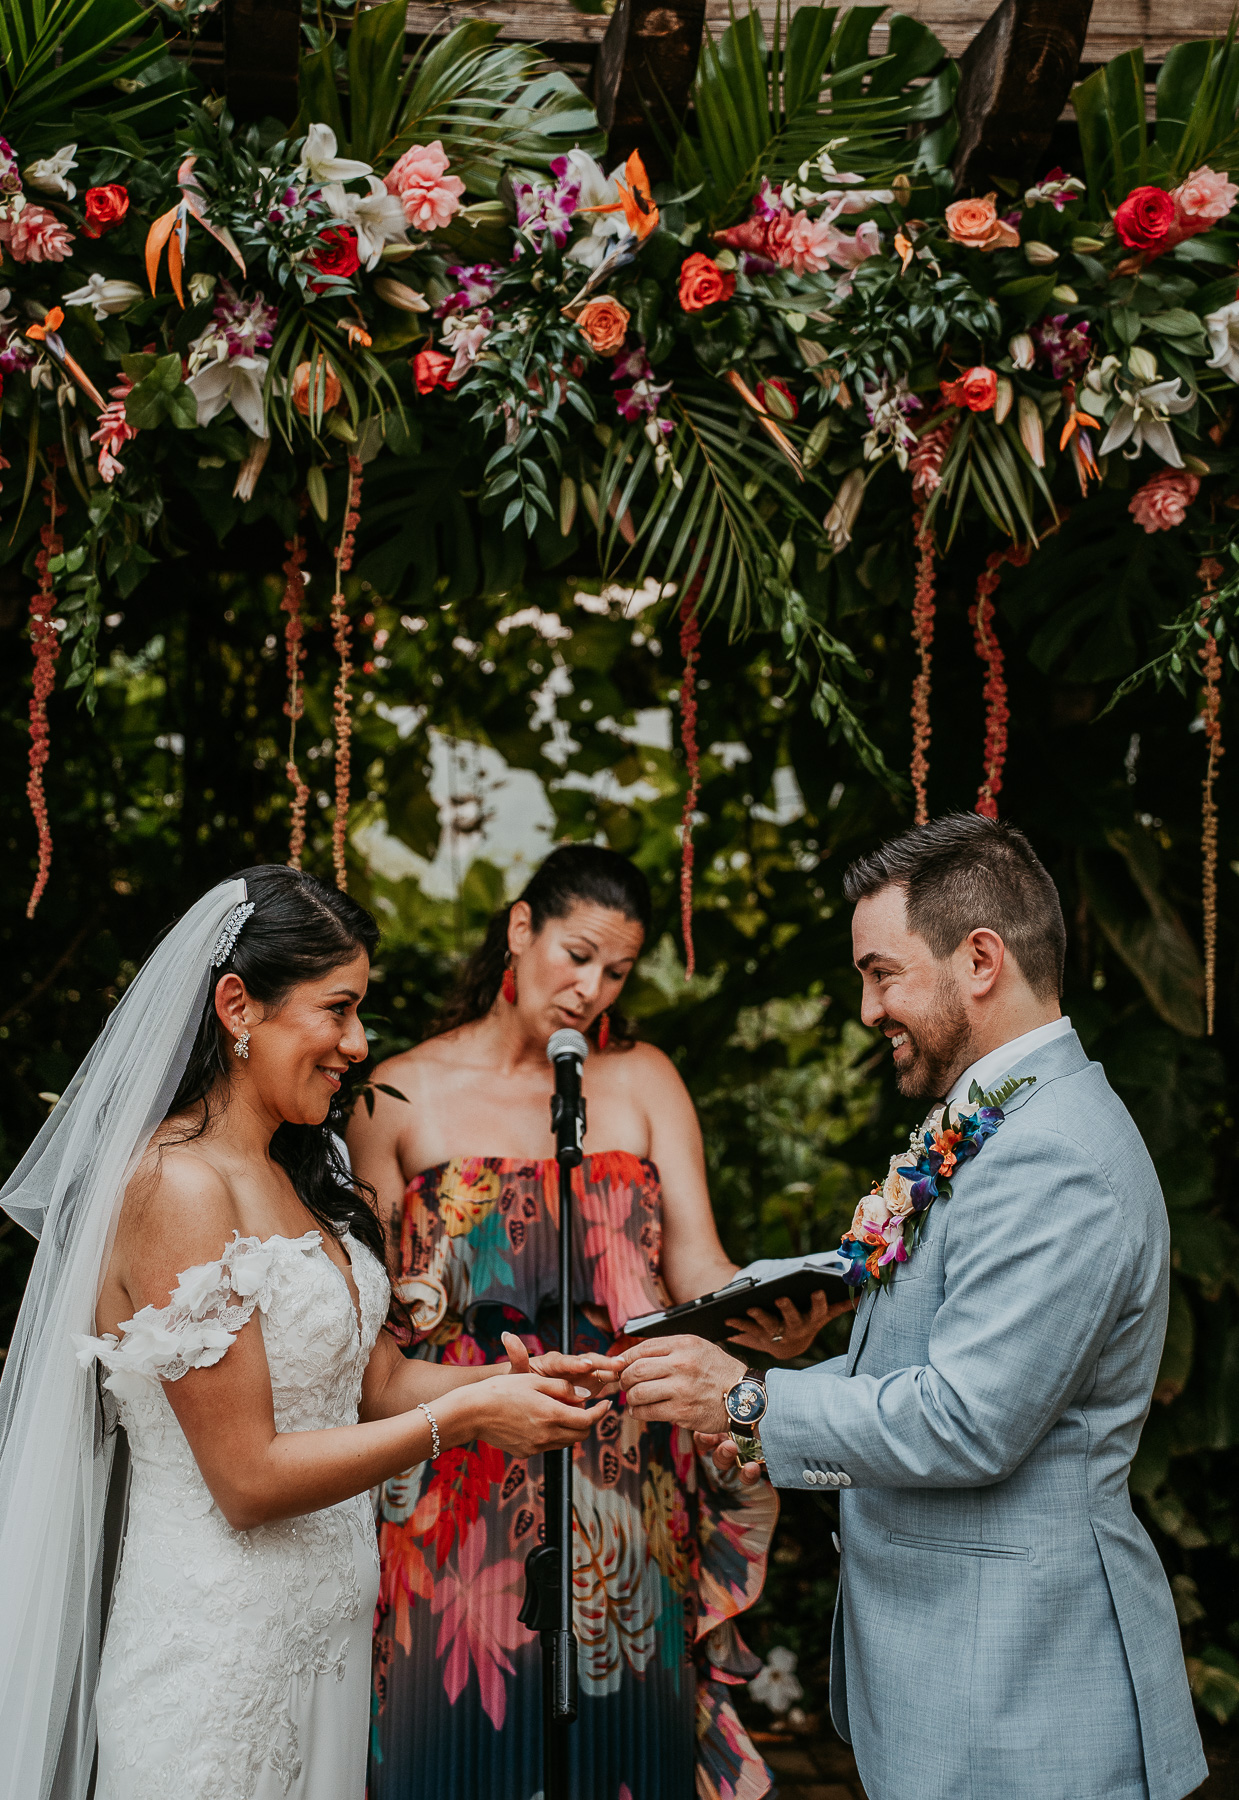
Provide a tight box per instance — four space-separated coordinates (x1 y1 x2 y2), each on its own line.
500 1331 622 1397
724 1291 847 1359
463 1372 610 1459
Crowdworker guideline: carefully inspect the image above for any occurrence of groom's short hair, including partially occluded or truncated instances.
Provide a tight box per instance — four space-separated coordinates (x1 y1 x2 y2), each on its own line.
843 813 1066 1000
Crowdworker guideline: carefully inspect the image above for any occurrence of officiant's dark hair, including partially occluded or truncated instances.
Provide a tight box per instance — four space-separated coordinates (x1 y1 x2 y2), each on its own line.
843 813 1066 1000
162 867 389 1281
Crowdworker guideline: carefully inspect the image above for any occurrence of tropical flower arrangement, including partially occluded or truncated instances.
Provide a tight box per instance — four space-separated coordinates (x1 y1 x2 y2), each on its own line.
837 1076 1033 1291
2 0 1237 1009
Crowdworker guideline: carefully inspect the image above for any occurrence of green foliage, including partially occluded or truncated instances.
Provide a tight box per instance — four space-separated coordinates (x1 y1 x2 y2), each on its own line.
297 12 604 181
675 3 954 226
0 0 192 157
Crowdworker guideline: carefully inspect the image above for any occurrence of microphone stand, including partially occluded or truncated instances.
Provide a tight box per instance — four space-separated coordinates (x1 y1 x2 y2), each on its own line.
517 1030 587 1800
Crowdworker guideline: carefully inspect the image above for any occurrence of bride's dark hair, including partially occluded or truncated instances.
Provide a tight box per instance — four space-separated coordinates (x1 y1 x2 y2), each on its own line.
430 843 652 1046
163 866 387 1274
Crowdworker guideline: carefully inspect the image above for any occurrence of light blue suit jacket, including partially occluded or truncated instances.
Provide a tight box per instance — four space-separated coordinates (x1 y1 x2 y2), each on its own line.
761 1031 1207 1800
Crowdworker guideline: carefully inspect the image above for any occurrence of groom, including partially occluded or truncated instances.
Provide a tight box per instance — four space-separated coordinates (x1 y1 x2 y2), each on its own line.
620 813 1207 1800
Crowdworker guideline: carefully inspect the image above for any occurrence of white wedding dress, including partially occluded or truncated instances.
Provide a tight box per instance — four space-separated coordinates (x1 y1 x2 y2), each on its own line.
75 1226 390 1800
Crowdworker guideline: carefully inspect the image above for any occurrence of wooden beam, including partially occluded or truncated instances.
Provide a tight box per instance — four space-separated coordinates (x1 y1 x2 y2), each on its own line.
953 0 1093 187
403 0 1239 66
594 0 707 174
224 0 301 121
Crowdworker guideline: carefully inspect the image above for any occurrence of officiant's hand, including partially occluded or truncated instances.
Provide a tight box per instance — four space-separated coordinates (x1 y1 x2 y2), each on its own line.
500 1332 622 1398
617 1335 744 1431
724 1290 846 1359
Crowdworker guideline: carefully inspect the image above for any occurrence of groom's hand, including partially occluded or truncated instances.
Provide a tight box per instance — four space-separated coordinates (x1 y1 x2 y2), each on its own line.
694 1431 765 1487
500 1332 621 1398
618 1335 745 1431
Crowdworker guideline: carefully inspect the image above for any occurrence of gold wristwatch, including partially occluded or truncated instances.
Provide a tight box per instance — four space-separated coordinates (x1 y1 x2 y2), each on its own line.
723 1366 768 1467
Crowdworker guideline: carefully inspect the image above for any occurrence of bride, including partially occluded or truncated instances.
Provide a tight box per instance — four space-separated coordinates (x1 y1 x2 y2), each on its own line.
0 868 614 1800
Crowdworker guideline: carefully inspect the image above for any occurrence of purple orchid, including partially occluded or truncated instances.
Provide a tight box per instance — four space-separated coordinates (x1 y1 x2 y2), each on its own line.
1034 314 1091 380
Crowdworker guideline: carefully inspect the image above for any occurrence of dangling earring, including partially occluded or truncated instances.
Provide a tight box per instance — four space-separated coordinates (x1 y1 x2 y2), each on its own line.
501 954 517 1005
233 1031 251 1060
597 1011 610 1052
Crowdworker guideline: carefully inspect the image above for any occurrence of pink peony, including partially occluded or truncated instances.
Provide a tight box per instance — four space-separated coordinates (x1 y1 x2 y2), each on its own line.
384 140 465 232
0 202 73 263
1173 165 1238 232
1128 468 1200 532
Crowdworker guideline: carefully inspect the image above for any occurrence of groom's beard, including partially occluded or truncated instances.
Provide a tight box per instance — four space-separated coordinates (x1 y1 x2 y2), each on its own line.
888 973 973 1102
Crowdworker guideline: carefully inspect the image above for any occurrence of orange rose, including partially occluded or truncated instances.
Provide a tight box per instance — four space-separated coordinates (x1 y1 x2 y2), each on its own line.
678 252 736 312
291 359 342 417
940 366 998 412
576 295 630 355
944 193 1019 252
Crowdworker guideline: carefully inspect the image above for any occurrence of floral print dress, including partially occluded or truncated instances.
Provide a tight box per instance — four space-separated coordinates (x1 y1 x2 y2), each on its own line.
370 1152 776 1800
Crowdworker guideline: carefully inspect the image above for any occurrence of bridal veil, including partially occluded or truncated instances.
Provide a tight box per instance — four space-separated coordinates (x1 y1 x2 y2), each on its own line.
0 879 247 1800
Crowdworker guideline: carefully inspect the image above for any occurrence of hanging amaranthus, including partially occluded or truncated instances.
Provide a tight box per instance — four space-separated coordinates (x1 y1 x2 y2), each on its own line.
678 576 703 979
1197 556 1225 1036
969 544 1029 818
280 522 310 869
330 456 364 891
26 457 66 918
910 504 936 825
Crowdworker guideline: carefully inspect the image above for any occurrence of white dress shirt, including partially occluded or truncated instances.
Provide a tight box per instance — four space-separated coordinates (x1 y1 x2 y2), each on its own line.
944 1014 1072 1111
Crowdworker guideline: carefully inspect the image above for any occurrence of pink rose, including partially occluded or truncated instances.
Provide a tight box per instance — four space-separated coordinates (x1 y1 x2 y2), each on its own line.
384 140 465 232
0 202 72 263
1128 468 1200 533
1173 166 1238 234
827 219 880 270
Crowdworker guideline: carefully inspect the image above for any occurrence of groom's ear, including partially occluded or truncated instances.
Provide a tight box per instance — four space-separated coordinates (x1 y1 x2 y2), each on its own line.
961 927 1006 996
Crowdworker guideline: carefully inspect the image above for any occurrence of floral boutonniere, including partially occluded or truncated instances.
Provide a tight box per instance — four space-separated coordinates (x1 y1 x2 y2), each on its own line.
836 1074 1036 1293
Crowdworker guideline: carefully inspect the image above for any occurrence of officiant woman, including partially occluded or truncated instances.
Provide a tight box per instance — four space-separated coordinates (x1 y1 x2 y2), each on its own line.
350 845 824 1800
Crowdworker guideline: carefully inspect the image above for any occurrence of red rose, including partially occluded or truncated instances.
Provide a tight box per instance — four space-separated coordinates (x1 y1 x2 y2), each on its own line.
1114 185 1176 254
940 366 998 412
678 251 736 313
82 184 129 239
413 348 455 395
309 227 361 291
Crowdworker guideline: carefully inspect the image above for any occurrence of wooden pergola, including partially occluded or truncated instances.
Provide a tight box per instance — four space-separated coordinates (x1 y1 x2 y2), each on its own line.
212 0 1239 190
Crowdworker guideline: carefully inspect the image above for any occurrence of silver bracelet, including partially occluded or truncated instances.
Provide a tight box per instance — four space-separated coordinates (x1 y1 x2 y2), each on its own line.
417 1402 441 1462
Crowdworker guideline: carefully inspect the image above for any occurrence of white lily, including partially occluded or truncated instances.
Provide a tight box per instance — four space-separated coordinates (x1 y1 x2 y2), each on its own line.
373 276 429 312
1098 377 1195 468
320 176 408 270
24 145 77 199
564 151 630 269
186 354 269 438
1204 299 1239 383
1008 332 1034 370
296 123 372 187
188 272 217 305
61 273 145 320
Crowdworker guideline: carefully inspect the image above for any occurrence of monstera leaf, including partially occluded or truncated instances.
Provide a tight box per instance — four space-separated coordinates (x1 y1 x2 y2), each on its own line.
1078 829 1206 1037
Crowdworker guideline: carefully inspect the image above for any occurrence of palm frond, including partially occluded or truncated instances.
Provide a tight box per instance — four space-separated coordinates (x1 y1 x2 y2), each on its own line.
674 2 953 227
297 11 604 185
0 0 188 152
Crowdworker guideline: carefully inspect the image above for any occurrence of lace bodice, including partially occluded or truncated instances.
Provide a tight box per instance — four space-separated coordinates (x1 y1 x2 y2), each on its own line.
75 1230 390 1800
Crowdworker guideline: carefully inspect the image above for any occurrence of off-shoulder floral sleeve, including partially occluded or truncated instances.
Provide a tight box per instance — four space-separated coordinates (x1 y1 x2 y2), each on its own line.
73 1230 307 1400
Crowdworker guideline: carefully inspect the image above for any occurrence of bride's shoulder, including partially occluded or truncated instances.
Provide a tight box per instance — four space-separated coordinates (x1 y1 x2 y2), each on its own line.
118 1141 245 1302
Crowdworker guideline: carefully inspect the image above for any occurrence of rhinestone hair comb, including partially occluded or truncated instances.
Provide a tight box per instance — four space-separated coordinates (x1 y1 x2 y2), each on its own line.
211 901 255 968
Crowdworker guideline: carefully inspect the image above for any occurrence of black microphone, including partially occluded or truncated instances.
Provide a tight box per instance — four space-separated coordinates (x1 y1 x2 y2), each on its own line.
547 1028 588 1167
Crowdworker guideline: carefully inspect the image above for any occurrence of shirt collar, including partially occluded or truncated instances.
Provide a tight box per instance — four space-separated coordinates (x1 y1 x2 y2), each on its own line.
944 1016 1072 1112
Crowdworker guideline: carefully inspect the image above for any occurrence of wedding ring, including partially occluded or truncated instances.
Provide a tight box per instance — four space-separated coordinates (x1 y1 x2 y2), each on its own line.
771 1332 784 1342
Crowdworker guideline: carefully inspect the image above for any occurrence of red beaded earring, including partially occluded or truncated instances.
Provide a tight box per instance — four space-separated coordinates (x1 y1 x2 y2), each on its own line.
597 1010 610 1051
501 955 517 1005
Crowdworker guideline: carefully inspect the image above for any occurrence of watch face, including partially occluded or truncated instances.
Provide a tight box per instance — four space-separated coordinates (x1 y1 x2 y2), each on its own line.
726 1376 767 1427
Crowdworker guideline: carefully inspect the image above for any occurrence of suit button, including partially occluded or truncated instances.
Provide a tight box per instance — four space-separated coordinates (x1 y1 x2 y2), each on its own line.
827 1471 841 1487
838 1473 852 1487
802 1469 817 1484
